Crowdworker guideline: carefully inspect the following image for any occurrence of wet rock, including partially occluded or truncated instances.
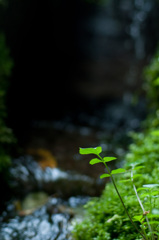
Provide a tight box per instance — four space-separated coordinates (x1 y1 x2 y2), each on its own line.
21 192 49 211
9 156 104 197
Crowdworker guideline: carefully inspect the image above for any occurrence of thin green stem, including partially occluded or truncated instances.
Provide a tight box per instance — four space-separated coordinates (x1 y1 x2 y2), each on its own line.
131 168 154 239
149 191 155 240
149 192 152 214
141 224 149 240
110 175 146 239
98 154 146 240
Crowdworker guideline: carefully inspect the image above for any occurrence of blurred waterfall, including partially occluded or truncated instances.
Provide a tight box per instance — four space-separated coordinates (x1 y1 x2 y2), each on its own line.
129 0 154 59
78 0 155 60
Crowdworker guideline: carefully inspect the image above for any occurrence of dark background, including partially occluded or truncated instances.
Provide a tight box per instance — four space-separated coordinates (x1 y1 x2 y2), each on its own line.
1 0 159 143
3 1 95 121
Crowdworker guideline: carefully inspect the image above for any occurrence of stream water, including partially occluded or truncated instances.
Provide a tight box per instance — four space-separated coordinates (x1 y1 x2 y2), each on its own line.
0 97 146 240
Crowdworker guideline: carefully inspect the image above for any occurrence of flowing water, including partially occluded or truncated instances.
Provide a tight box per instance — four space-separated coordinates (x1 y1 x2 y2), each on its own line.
0 97 146 240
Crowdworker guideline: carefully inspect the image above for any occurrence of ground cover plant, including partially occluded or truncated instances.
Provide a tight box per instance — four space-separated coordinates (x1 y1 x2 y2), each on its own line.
72 130 159 240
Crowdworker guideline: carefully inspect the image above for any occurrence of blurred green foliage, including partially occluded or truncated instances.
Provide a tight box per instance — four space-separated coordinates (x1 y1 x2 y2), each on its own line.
0 32 15 172
72 47 159 239
142 47 159 131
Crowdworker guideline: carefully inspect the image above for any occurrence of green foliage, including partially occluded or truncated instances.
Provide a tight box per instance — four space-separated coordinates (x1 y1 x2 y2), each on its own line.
80 146 102 155
73 131 159 239
73 127 159 239
77 147 156 239
73 181 141 239
142 47 159 131
0 33 15 171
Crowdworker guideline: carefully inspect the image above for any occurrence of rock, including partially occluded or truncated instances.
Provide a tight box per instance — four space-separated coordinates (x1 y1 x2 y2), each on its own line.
15 191 49 216
21 192 49 211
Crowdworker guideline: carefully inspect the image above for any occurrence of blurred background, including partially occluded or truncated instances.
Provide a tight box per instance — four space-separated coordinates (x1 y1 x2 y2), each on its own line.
2 0 159 142
1 0 159 239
